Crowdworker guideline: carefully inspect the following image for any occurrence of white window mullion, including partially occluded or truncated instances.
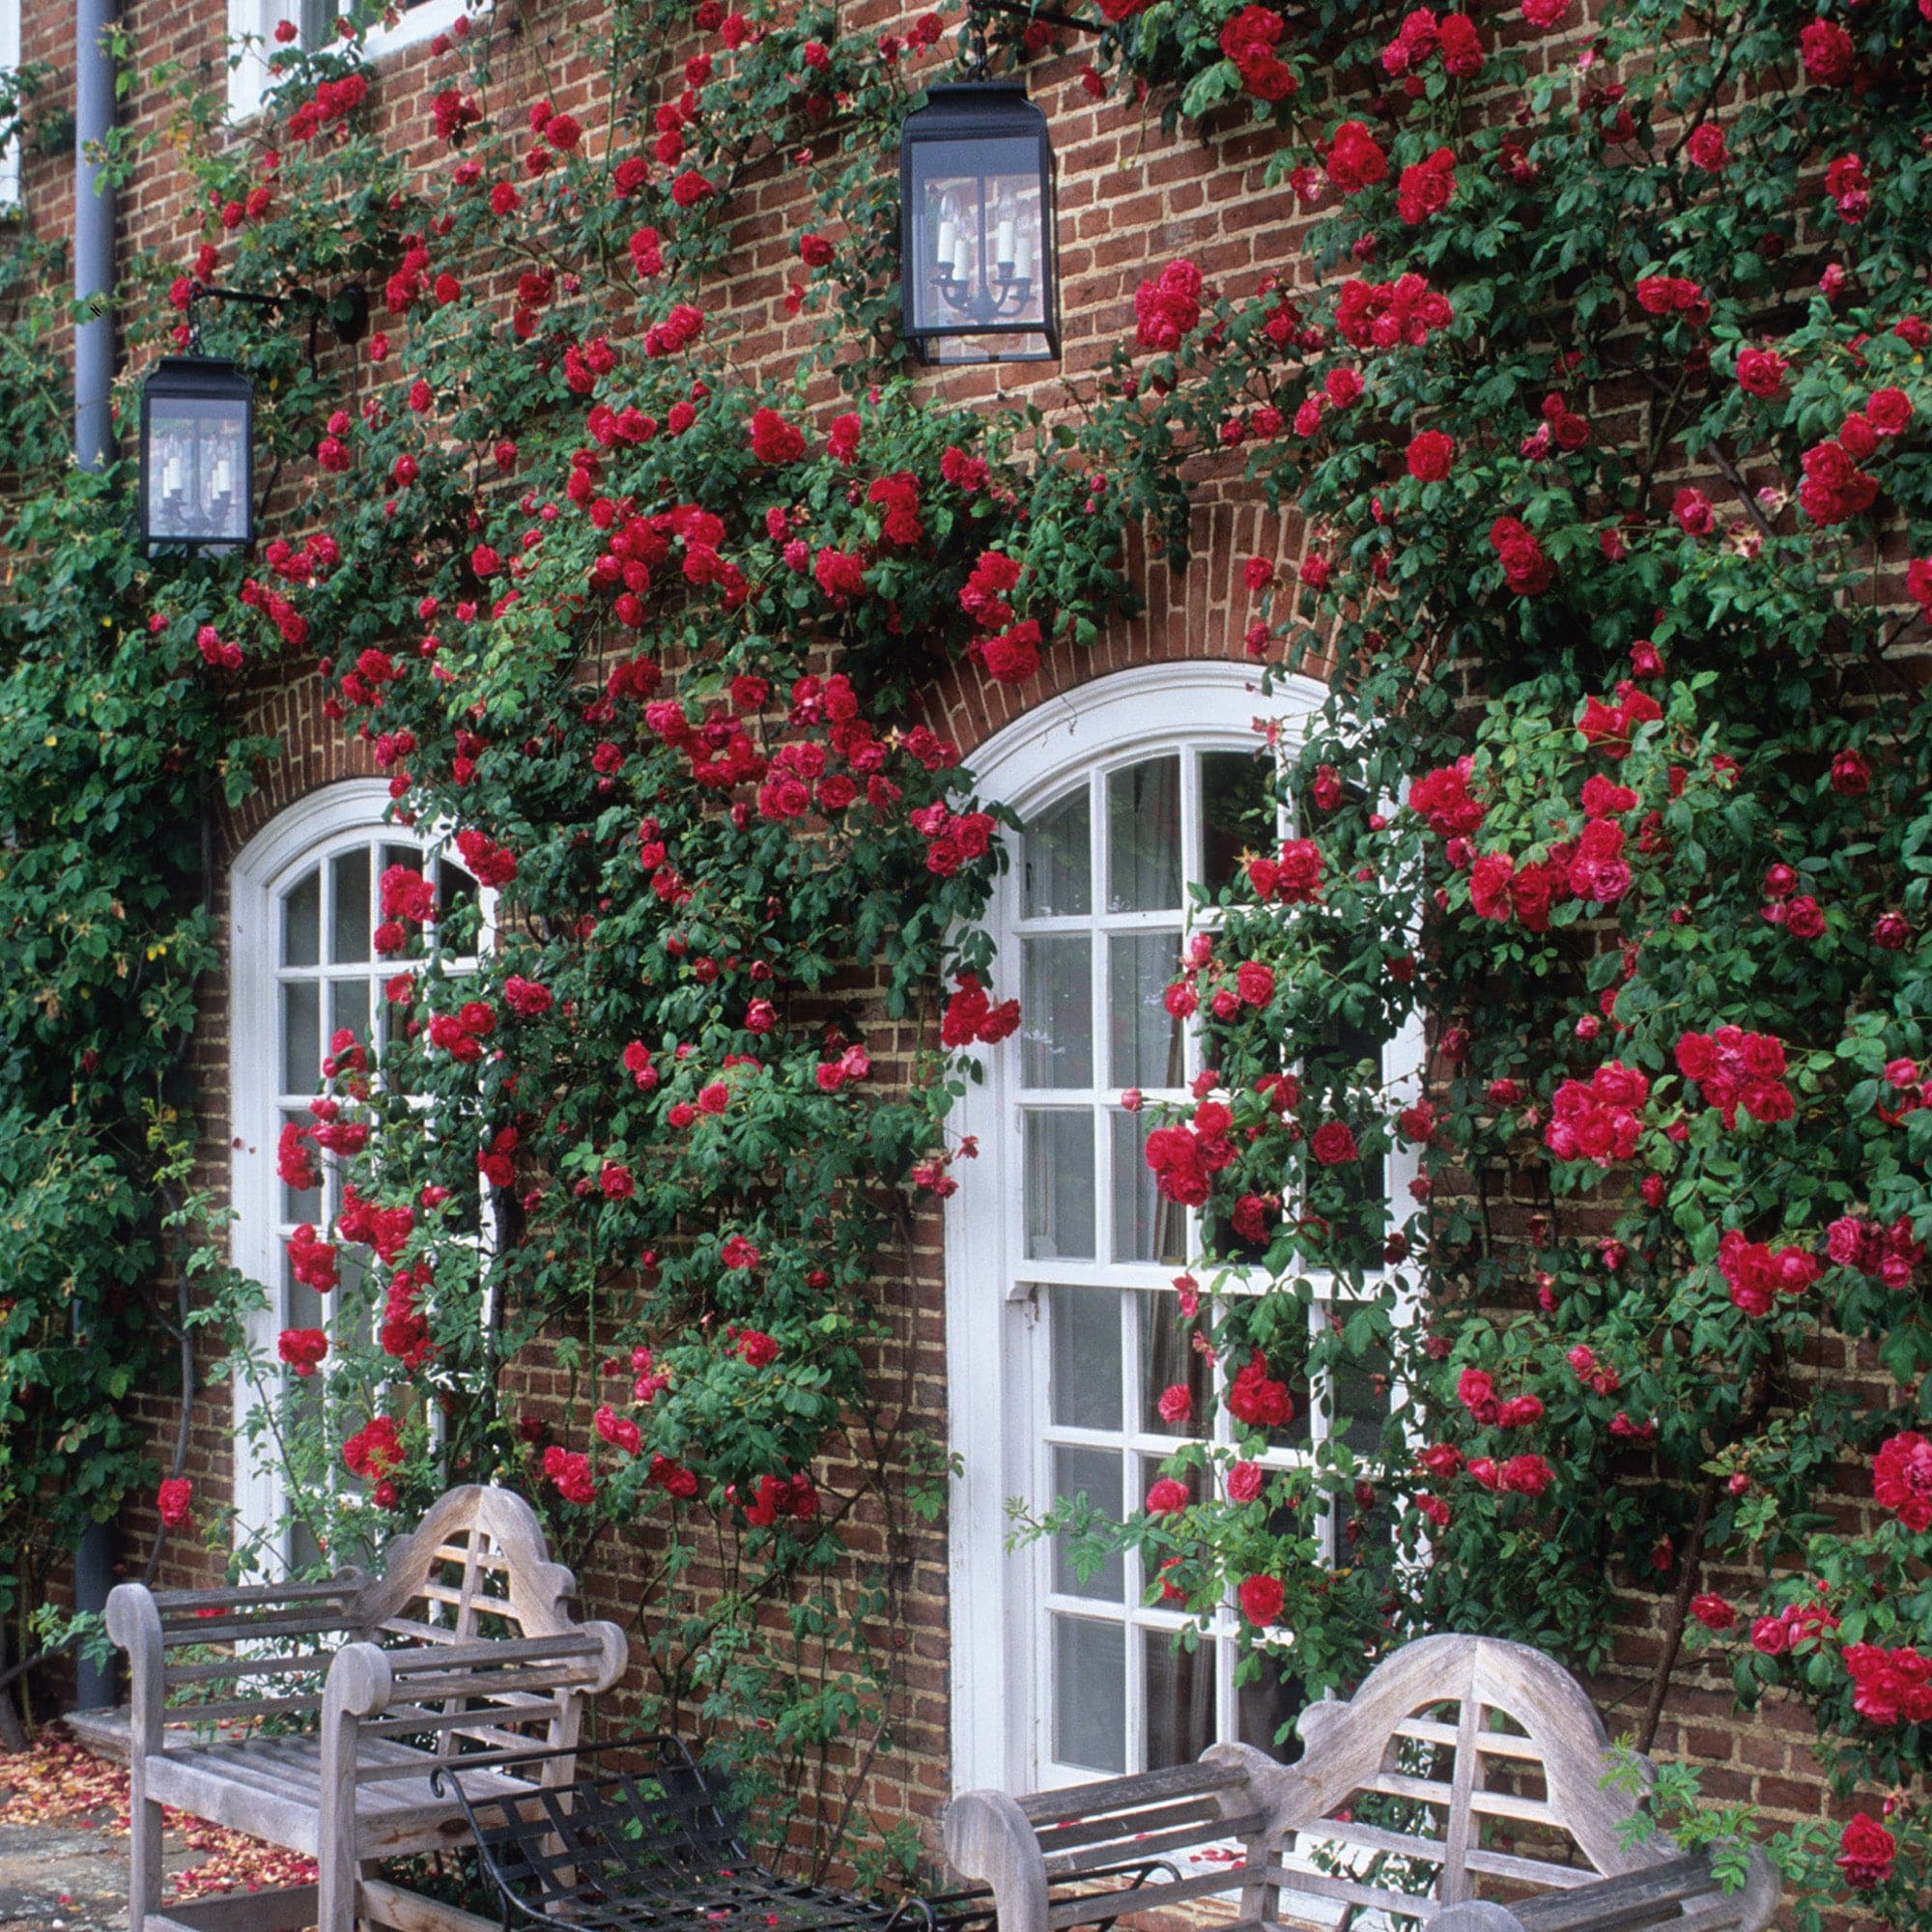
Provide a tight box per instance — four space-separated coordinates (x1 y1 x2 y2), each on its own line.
0 0 22 215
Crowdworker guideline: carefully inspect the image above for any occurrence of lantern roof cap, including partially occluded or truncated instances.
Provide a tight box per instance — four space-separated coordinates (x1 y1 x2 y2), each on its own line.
142 354 252 394
904 78 1048 134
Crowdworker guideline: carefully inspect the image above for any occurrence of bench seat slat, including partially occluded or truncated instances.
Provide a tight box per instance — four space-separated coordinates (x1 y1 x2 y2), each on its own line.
1264 1864 1441 1920
165 1652 335 1687
1463 1844 1597 1889
1393 1717 1546 1762
1294 1816 1446 1868
1035 1793 1243 1851
154 1581 358 1613
161 1691 324 1726
1360 1770 1558 1830
380 1664 604 1704
383 1633 604 1671
158 1609 357 1646
1045 1862 1271 1924
1041 1811 1268 1880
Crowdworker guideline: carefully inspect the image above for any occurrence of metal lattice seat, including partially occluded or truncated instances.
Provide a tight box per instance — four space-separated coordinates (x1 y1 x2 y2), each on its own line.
437 1738 940 1932
438 1738 1176 1932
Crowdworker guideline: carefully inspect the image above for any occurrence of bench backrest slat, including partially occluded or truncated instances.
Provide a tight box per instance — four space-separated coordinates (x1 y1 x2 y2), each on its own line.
1016 1758 1244 1824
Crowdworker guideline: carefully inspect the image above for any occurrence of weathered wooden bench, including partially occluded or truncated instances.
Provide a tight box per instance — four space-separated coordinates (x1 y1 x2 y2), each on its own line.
105 1483 628 1932
942 1633 1779 1932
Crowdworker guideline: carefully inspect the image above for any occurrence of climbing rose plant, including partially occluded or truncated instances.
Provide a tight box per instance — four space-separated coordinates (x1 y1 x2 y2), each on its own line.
1009 0 1932 1914
118 0 1175 1874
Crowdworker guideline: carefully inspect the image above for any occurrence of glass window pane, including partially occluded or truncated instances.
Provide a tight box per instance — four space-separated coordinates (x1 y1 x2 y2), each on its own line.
1026 1111 1094 1260
1109 932 1185 1090
1023 787 1091 918
1145 1631 1214 1771
1138 1290 1208 1437
1236 1649 1307 1762
329 979 371 1054
439 858 479 933
1111 1111 1187 1267
280 1109 322 1226
281 980 321 1094
1021 937 1093 1088
1107 758 1180 913
908 142 1050 339
1053 1617 1125 1774
329 848 371 964
282 869 322 968
1050 1285 1122 1432
1328 1329 1393 1458
1050 1446 1124 1601
1202 749 1272 895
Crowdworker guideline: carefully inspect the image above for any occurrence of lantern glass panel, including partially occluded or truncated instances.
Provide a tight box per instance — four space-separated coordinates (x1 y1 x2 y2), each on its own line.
145 387 250 549
909 133 1050 359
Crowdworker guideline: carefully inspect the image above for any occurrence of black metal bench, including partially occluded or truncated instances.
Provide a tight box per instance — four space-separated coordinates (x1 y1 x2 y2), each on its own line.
435 1737 1173 1932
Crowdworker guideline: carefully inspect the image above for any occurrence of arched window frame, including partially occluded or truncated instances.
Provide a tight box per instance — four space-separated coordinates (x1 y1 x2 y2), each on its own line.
228 780 486 1570
944 662 1425 1795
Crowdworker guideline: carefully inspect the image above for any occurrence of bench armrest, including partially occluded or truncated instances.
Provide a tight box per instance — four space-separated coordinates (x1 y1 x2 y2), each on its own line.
944 1791 1049 1932
325 1621 629 1718
1435 1847 1780 1932
943 1754 1283 1932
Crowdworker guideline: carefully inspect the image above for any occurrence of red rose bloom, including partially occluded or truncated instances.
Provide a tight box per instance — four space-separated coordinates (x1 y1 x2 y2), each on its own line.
1835 1814 1895 1890
1735 347 1787 397
1799 17 1854 84
1406 429 1455 480
1874 1430 1932 1532
1237 1574 1286 1627
1145 1476 1190 1514
1326 121 1388 194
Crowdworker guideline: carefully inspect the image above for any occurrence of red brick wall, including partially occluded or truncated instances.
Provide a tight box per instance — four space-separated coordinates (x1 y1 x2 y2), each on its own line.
7 0 1848 1903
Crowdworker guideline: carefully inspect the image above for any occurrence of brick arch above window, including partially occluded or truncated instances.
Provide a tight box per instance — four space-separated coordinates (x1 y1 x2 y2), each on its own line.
920 506 1313 761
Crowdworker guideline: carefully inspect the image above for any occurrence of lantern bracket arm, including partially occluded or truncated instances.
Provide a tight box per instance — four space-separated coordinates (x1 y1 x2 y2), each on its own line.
973 0 1103 33
185 278 370 353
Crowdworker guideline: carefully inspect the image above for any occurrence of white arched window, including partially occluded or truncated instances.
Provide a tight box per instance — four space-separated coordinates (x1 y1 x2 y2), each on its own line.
945 663 1420 1795
228 781 480 1569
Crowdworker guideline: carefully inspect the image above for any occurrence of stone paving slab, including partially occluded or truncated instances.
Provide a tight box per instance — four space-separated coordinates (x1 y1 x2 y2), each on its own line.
0 1813 310 1932
0 1816 129 1931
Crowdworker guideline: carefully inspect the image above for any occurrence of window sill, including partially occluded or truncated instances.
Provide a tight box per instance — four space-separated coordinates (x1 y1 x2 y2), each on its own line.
360 0 481 65
226 0 487 125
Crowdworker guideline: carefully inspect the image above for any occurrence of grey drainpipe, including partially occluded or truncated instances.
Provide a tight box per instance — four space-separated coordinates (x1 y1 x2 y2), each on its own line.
72 0 115 466
71 0 118 1711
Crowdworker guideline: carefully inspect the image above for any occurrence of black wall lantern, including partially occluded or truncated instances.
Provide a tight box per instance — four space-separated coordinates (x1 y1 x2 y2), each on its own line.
900 78 1059 365
139 354 255 555
139 280 366 557
900 8 1067 369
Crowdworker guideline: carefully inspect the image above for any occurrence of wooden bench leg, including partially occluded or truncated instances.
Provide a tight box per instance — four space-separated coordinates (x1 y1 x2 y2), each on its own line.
128 1777 164 1932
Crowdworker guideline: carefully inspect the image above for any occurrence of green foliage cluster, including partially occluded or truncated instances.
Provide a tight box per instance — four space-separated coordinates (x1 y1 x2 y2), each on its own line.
0 266 271 1670
1026 0 1932 1908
